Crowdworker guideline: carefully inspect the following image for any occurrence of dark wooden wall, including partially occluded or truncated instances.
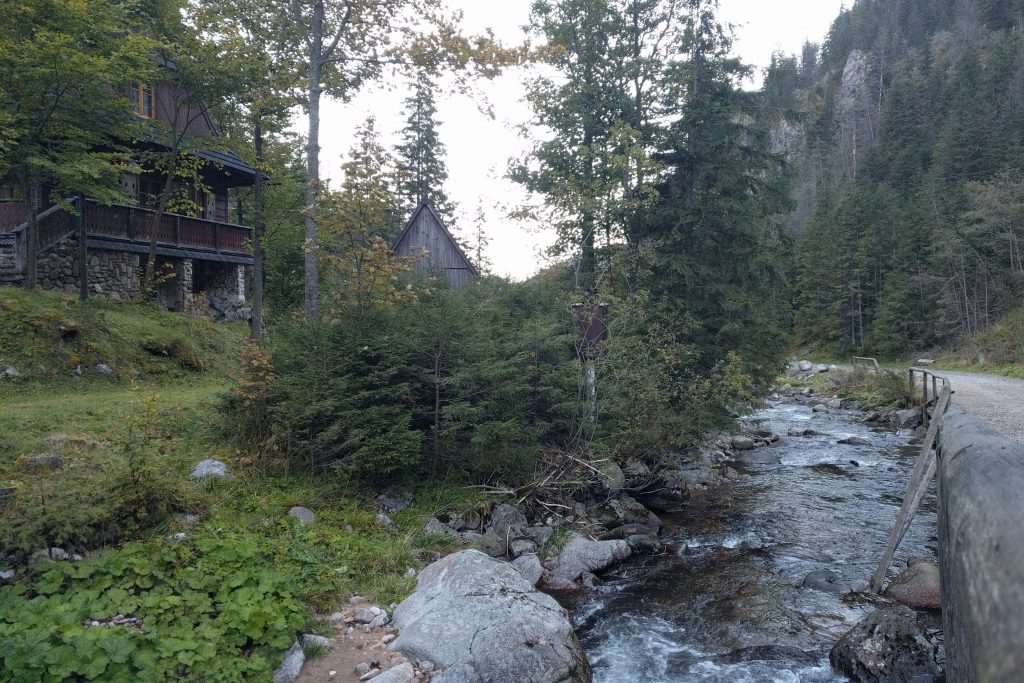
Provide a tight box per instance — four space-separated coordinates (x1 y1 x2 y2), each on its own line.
394 204 476 290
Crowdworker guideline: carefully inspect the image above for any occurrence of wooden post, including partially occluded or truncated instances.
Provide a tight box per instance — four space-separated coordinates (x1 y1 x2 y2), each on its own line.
921 370 929 423
908 369 915 404
174 215 181 246
76 194 88 301
128 207 135 241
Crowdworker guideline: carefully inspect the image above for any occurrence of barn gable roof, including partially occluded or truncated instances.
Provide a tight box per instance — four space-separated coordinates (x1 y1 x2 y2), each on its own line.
393 200 478 276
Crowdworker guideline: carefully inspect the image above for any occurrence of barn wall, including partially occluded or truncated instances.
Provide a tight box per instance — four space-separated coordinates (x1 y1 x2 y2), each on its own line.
395 207 475 290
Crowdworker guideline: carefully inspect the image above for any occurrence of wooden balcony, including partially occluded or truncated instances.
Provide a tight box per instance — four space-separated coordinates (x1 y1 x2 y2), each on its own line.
0 199 253 264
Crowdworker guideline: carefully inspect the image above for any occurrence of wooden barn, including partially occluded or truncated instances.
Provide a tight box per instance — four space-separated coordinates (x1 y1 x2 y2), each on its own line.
393 200 477 290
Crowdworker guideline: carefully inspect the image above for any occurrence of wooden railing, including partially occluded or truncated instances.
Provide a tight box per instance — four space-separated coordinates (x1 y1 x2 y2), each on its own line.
852 356 881 371
871 368 953 593
1 199 251 256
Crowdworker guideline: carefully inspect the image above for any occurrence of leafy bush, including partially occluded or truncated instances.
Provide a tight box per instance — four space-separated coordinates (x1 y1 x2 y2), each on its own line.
0 536 305 682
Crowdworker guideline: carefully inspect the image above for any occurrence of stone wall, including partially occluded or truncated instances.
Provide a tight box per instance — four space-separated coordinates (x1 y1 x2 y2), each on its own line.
36 238 140 300
0 236 18 282
199 262 251 320
154 257 192 310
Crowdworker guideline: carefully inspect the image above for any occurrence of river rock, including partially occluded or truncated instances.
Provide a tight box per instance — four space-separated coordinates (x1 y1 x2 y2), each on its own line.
510 553 544 587
827 398 844 410
599 495 651 528
272 640 305 683
731 436 756 451
802 569 856 594
0 568 14 584
371 662 415 683
390 550 591 683
550 534 631 585
883 561 941 609
486 503 528 538
526 526 554 547
459 530 506 557
424 517 456 536
623 459 652 486
287 506 315 525
830 605 941 682
816 364 831 373
798 360 814 372
838 437 870 446
734 450 782 465
788 426 816 437
509 539 537 558
812 404 829 413
895 409 923 430
598 460 625 490
626 535 661 555
190 459 233 481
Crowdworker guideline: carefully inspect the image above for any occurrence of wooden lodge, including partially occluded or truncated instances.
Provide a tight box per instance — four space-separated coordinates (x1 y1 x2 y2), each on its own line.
0 64 256 316
393 200 477 290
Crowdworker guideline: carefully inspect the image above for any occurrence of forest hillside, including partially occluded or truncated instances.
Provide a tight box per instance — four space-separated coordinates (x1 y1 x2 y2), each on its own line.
762 0 1024 358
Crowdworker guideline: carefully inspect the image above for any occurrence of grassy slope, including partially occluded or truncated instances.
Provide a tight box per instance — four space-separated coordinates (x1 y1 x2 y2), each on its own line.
0 289 475 681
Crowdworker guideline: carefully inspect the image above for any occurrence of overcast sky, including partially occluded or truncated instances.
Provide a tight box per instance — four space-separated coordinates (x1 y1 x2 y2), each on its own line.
316 0 848 279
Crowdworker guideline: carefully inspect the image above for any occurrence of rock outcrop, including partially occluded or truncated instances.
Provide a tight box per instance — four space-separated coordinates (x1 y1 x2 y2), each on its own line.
390 550 591 683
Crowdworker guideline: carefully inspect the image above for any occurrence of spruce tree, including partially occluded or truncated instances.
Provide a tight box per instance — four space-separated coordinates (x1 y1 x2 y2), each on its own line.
395 73 455 224
640 0 793 387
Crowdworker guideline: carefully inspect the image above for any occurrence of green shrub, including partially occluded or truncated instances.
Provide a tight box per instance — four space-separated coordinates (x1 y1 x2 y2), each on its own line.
834 368 908 408
1 396 189 557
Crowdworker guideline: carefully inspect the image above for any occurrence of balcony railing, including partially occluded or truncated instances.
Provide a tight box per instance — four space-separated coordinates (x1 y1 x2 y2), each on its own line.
0 199 252 256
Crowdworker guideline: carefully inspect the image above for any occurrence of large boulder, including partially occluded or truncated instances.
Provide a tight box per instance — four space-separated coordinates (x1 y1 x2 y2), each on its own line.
830 606 941 682
390 550 591 683
883 562 941 609
550 534 631 585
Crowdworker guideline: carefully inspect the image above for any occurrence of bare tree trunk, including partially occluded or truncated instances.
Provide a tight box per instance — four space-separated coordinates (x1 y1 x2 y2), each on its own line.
77 193 88 301
303 4 324 321
251 114 265 338
23 179 39 290
144 147 181 288
432 349 441 477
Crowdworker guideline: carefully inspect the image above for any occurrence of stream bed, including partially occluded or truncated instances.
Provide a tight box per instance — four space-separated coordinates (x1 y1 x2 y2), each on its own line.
567 398 938 682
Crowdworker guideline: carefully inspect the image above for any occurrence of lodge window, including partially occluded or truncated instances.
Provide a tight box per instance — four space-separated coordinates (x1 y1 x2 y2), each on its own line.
129 83 155 119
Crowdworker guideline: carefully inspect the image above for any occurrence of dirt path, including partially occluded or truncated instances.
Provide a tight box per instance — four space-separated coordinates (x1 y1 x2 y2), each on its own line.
935 370 1024 443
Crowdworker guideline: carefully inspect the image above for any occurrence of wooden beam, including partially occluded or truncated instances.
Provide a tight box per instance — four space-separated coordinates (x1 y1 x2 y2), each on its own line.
938 406 1024 681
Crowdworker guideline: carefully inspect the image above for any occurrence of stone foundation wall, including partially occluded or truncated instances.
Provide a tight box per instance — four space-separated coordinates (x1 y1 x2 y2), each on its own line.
0 236 17 281
36 238 140 300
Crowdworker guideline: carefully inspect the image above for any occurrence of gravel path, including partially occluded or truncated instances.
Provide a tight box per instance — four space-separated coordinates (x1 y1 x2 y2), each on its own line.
934 370 1024 443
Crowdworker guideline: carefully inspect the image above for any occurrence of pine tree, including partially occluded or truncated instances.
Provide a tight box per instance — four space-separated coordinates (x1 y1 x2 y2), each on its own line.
395 73 455 224
640 0 793 387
